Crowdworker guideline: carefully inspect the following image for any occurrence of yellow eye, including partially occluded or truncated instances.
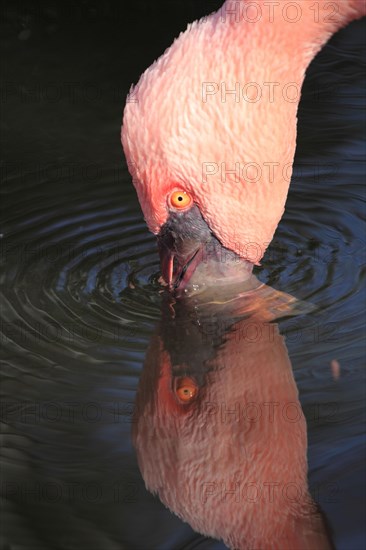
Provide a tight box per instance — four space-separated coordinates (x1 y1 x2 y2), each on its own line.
169 190 193 210
175 376 198 403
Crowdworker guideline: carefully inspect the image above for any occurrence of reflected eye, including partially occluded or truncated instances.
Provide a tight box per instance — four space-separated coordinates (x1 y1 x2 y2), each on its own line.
169 190 193 210
174 376 198 403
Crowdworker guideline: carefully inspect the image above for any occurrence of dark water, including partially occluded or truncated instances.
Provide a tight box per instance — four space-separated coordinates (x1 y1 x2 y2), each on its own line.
1 2 365 549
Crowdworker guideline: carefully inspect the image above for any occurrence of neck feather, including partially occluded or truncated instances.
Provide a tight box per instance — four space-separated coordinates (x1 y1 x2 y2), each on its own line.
221 0 365 76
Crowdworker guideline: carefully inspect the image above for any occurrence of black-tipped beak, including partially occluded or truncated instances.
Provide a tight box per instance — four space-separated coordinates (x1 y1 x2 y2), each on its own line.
157 205 253 292
157 205 210 289
158 241 204 289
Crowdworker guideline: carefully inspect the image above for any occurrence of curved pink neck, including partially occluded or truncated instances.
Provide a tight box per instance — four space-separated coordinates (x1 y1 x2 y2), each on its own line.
221 0 365 74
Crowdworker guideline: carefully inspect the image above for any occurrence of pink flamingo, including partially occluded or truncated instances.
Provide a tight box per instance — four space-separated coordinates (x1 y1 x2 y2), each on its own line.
121 0 365 290
133 309 333 549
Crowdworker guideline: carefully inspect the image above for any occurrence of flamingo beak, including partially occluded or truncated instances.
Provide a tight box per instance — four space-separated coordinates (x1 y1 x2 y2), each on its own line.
157 205 253 292
157 205 210 290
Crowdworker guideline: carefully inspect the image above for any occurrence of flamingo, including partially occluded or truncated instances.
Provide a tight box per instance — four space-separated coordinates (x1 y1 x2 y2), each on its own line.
133 299 333 549
121 0 365 291
121 3 364 546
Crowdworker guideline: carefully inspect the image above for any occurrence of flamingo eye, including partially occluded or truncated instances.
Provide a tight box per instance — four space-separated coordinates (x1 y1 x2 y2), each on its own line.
174 376 198 403
169 190 193 210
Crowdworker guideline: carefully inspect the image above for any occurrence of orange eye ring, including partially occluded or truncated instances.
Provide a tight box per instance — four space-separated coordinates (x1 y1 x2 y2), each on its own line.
169 190 193 210
174 376 198 403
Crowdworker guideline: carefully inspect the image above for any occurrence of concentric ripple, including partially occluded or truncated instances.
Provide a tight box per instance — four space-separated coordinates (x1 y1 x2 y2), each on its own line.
1 166 164 385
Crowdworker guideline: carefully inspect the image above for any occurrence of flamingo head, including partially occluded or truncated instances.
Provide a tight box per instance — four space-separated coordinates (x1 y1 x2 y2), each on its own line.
121 6 302 291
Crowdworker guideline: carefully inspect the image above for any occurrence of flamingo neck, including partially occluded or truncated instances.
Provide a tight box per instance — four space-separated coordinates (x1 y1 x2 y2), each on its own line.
220 0 365 77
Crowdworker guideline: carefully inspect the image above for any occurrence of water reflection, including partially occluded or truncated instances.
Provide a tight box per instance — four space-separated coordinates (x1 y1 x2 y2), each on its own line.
133 283 333 549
